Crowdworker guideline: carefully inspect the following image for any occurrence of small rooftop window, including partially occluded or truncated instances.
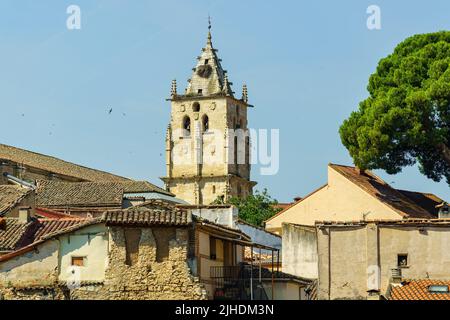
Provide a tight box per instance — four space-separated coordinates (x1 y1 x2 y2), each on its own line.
428 285 449 293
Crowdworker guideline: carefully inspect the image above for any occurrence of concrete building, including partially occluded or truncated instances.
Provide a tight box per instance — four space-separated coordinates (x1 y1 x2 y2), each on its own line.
266 164 444 234
161 26 256 205
315 219 450 300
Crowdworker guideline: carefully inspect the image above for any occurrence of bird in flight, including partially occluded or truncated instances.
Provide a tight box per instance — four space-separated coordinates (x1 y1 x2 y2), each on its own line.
108 108 113 114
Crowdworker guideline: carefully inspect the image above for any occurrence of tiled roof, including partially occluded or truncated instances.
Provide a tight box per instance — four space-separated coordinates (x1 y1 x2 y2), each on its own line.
0 217 85 251
35 207 84 220
329 164 434 219
36 180 173 209
0 218 33 251
36 180 123 208
390 279 450 300
397 190 444 217
0 218 99 263
0 185 31 215
121 181 172 196
0 144 129 182
102 206 191 226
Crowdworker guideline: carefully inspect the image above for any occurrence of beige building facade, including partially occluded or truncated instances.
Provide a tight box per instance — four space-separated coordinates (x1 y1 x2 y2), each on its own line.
316 220 450 300
161 28 256 205
265 164 438 234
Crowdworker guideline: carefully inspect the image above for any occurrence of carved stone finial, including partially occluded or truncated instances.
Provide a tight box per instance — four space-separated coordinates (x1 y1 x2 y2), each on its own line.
223 75 231 96
242 84 248 102
171 79 177 97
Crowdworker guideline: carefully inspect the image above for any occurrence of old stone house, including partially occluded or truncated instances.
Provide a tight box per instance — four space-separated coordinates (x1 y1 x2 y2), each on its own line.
0 201 270 300
266 164 444 234
0 206 206 300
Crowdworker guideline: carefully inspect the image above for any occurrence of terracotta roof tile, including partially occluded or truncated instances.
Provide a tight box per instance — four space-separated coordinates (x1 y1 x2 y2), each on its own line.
0 185 31 215
102 206 191 226
36 180 123 208
390 279 450 300
329 164 434 219
0 217 87 251
397 190 444 217
0 144 129 182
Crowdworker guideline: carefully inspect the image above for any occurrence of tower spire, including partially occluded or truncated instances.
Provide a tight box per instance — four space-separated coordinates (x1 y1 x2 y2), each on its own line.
207 15 212 46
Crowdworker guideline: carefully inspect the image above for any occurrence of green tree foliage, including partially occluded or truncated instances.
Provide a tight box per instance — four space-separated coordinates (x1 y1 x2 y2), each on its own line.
340 31 450 184
226 189 282 227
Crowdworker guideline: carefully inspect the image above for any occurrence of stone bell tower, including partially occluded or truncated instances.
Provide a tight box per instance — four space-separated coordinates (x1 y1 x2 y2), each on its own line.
161 22 256 205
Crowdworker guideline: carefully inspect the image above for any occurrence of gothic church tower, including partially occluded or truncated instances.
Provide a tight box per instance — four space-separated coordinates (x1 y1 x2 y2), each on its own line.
161 24 256 205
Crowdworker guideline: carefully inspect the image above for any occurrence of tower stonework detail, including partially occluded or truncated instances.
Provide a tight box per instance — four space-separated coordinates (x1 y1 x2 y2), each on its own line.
161 28 256 205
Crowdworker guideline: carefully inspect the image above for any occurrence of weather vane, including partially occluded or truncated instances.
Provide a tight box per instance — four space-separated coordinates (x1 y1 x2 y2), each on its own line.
208 15 211 31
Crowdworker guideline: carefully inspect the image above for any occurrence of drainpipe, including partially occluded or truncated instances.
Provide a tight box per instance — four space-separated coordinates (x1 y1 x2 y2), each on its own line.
250 246 253 300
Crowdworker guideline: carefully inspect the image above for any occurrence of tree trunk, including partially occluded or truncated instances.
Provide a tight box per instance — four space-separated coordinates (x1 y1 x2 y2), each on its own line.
438 143 450 165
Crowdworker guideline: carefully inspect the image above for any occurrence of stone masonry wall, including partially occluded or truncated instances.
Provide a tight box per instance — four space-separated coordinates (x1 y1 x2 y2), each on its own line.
70 226 207 300
0 226 207 300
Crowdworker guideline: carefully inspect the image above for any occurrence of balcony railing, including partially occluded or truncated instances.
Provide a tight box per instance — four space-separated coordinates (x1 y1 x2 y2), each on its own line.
210 264 269 300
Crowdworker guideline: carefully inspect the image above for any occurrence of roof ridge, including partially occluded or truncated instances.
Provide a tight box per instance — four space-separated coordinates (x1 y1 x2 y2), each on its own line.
0 143 130 182
328 164 432 219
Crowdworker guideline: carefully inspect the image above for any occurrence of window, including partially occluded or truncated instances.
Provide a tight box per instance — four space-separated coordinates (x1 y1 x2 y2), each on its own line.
202 115 209 132
193 102 200 112
71 257 85 267
397 254 408 267
183 116 191 136
197 89 203 95
204 59 209 65
210 237 217 260
124 228 142 266
212 185 216 194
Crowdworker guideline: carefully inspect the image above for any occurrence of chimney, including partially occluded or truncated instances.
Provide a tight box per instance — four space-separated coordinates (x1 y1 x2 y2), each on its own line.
18 206 32 223
438 203 450 219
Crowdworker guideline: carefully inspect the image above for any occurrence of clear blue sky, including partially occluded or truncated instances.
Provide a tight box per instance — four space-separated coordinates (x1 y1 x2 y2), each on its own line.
0 0 449 202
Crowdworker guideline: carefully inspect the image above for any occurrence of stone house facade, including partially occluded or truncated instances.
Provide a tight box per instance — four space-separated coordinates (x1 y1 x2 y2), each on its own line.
0 209 207 300
0 203 256 300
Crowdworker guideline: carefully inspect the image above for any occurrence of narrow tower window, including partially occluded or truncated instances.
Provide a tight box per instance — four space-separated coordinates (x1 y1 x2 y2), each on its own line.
183 116 191 136
204 59 209 65
202 115 209 133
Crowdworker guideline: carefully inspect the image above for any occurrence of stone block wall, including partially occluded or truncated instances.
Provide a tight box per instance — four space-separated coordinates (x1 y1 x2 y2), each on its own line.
70 226 207 300
0 226 208 300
